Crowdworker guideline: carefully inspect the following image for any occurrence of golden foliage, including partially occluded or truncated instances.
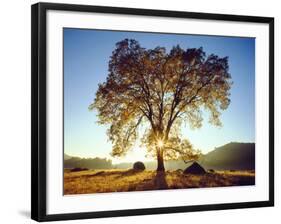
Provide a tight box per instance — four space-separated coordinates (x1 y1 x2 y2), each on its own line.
89 39 232 165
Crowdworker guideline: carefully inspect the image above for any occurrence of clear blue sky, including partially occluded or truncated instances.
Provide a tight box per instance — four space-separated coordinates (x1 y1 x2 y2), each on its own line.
64 28 255 163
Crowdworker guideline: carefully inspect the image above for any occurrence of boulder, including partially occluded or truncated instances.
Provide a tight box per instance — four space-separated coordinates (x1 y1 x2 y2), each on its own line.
183 162 206 174
133 161 145 171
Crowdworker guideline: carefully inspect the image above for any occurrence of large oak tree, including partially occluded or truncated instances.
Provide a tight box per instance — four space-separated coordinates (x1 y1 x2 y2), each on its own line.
89 39 232 171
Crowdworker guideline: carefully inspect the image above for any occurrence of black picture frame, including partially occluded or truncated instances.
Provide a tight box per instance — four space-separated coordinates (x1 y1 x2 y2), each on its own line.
31 2 274 222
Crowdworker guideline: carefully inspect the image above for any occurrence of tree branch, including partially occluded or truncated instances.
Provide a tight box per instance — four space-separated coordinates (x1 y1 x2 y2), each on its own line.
170 74 215 124
164 146 197 164
125 115 144 143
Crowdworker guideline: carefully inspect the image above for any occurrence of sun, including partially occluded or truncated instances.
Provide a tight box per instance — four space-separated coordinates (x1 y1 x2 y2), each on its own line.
157 139 164 148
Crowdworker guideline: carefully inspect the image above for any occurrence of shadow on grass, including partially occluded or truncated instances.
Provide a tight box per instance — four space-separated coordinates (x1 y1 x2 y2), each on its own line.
112 170 168 189
133 171 168 191
87 169 143 179
154 171 168 189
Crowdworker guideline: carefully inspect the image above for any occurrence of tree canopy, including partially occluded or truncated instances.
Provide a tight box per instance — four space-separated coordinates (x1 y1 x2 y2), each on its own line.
89 39 232 171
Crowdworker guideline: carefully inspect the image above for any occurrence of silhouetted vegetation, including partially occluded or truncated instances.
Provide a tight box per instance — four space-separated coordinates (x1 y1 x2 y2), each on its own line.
70 167 89 172
64 155 113 169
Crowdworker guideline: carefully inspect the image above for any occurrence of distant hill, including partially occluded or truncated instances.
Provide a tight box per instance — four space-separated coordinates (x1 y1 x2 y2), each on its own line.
200 142 255 170
63 142 255 171
64 153 72 160
64 156 113 169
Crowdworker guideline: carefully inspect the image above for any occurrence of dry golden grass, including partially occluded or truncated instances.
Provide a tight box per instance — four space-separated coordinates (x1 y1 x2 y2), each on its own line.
64 169 255 195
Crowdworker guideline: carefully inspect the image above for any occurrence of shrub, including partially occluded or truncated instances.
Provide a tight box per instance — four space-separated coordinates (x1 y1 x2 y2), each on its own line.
70 167 89 172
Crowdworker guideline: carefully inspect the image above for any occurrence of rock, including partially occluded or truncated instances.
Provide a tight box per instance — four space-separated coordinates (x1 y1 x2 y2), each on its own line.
183 162 206 174
133 161 145 171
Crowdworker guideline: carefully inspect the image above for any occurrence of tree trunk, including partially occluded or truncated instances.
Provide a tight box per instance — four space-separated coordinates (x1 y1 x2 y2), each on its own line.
156 148 165 171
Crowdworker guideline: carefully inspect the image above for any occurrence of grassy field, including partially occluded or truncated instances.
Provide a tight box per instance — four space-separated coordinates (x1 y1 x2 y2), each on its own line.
64 169 255 195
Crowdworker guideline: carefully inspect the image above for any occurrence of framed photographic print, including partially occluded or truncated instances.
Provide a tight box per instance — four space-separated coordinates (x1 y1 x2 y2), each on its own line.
31 2 274 222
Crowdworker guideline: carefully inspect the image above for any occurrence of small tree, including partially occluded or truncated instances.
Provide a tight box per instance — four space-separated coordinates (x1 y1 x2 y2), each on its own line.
90 39 232 171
